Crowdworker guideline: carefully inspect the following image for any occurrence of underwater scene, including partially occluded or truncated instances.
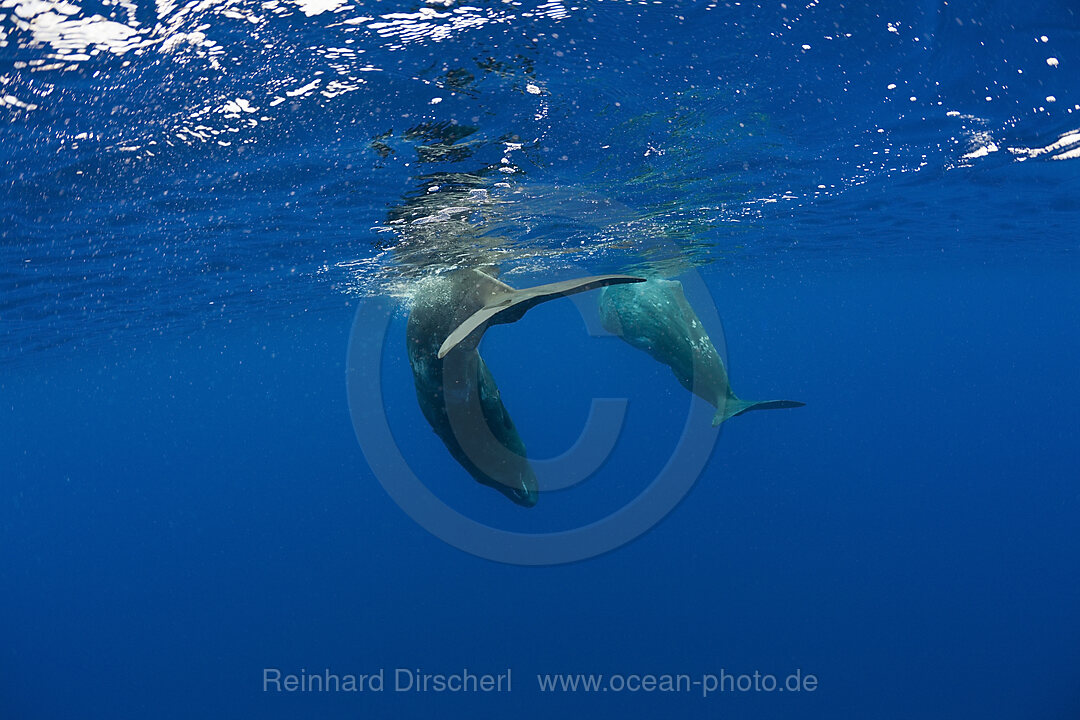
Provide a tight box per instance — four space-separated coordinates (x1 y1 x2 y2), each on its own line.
2 0 1079 717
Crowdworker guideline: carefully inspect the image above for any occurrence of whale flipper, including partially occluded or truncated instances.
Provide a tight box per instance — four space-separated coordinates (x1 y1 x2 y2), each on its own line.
438 273 645 359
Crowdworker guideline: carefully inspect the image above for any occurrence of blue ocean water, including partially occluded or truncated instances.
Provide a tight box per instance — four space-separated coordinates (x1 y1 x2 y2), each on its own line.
2 0 1079 717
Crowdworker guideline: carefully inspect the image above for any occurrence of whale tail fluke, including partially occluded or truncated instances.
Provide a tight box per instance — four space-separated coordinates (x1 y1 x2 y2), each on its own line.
437 273 645 359
713 398 806 426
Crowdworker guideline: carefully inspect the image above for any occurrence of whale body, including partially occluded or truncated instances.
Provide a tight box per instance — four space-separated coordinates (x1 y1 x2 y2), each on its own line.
598 278 804 425
406 269 644 506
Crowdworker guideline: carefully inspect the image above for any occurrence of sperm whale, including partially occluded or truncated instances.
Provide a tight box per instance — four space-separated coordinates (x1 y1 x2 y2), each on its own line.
406 268 644 506
599 278 804 425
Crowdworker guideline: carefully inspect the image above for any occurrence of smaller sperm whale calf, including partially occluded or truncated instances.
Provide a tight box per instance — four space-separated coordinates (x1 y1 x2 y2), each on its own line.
598 278 804 426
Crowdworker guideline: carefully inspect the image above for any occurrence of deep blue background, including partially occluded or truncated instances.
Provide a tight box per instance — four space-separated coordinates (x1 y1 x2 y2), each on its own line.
3 0 1080 717
3 253 1078 718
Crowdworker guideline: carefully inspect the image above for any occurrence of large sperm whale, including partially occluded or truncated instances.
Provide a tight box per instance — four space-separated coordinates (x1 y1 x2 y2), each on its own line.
598 278 804 425
406 268 644 507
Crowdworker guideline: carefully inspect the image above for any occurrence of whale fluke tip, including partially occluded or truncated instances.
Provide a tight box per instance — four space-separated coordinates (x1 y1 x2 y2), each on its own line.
437 273 645 359
713 399 806 426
